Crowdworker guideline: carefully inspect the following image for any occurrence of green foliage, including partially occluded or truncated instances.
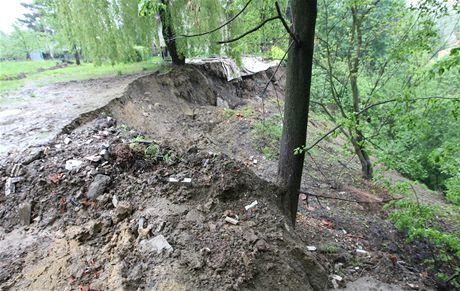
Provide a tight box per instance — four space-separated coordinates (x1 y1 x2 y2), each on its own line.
251 114 282 160
269 46 286 60
387 199 460 288
144 143 160 160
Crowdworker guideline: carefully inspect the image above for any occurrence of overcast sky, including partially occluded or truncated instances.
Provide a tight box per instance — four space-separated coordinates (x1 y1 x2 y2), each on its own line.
0 0 32 33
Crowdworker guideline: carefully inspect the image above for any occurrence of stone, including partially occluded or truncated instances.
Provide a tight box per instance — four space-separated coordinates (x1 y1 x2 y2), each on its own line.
65 159 83 171
139 234 173 254
18 202 32 226
95 116 116 130
114 201 133 221
87 174 111 200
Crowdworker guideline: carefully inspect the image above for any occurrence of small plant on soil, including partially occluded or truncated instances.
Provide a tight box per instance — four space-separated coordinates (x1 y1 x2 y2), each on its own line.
251 114 282 160
319 243 339 254
144 143 160 160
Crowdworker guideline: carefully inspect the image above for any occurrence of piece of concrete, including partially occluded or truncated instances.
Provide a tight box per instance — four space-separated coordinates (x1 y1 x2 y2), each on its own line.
65 159 83 171
139 234 173 254
87 174 111 200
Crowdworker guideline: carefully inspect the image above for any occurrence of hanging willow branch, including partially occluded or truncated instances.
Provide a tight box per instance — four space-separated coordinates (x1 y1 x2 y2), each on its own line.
218 16 280 44
178 0 254 39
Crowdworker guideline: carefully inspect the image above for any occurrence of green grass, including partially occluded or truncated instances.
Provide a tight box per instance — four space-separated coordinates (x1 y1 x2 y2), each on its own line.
0 57 162 94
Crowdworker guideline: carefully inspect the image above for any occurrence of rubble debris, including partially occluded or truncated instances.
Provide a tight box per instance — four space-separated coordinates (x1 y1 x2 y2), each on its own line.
139 234 173 254
65 159 83 171
64 137 72 145
155 221 166 233
22 148 43 165
10 163 22 176
224 216 239 225
168 177 179 183
182 178 192 183
87 174 111 200
114 201 133 221
49 173 64 185
244 200 258 211
18 202 32 226
112 195 119 208
84 155 102 162
356 249 369 255
5 177 22 196
95 116 116 129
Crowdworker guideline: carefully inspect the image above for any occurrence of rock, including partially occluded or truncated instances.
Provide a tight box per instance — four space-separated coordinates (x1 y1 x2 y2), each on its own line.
18 202 32 226
64 137 72 145
139 234 173 254
65 159 83 171
185 209 204 223
87 174 111 200
22 148 43 165
95 116 116 129
114 201 133 221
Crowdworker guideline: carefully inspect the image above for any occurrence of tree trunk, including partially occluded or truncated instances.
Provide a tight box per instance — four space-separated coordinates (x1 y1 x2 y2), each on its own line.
348 6 373 179
73 45 81 65
75 52 81 65
159 0 185 66
278 0 317 225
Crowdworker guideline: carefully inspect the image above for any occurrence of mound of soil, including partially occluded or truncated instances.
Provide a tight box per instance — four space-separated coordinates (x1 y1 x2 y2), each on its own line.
0 118 327 290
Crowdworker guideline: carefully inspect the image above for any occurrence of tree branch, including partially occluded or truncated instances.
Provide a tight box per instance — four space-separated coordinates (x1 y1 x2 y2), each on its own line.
301 96 460 153
275 1 299 44
218 16 280 44
178 0 253 39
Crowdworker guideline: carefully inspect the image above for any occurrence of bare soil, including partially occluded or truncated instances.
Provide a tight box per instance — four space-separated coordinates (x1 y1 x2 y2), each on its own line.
0 62 450 290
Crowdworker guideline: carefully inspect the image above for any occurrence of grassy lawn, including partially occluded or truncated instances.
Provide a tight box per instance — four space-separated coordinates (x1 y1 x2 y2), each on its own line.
0 57 162 94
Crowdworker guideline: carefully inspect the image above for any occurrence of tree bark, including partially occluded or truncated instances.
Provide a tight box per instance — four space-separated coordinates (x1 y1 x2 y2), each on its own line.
159 0 185 66
348 6 373 179
278 0 317 225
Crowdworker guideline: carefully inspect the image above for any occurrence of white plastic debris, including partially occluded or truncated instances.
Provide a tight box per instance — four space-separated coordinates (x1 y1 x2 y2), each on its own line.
253 159 258 164
64 137 72 145
182 178 192 183
168 177 179 183
224 216 239 225
356 249 369 255
112 195 119 208
244 200 258 211
138 217 145 231
307 246 317 251
331 274 343 281
65 159 83 171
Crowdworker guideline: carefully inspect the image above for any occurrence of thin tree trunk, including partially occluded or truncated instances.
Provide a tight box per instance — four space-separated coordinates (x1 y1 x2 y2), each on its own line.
348 6 373 179
278 0 317 225
159 0 185 66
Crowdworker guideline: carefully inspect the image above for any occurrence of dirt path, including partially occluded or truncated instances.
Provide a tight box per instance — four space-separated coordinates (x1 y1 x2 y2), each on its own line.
0 73 147 160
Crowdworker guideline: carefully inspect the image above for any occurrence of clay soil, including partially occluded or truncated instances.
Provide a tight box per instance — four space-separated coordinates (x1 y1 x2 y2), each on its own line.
0 62 453 290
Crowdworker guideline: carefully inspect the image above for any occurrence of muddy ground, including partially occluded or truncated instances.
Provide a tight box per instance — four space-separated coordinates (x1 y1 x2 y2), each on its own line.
0 61 452 290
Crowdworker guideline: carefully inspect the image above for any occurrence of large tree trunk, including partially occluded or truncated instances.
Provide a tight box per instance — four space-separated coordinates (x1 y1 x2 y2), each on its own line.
159 0 185 66
278 0 317 225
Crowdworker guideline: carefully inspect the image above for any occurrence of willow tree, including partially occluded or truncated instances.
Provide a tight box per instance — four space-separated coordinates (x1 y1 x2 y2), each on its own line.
139 0 228 65
51 0 155 64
